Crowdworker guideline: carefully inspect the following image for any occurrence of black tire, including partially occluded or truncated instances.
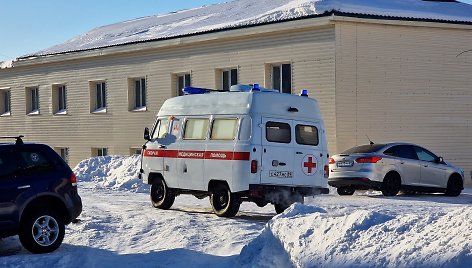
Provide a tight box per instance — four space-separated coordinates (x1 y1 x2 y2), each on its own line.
381 173 401 196
445 175 463 197
151 178 175 209
19 208 65 254
337 187 355 196
210 184 240 217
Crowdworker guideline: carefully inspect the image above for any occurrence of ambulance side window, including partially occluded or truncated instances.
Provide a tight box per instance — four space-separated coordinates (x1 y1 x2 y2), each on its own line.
183 118 209 140
211 118 238 140
151 119 169 140
266 121 291 143
295 124 319 146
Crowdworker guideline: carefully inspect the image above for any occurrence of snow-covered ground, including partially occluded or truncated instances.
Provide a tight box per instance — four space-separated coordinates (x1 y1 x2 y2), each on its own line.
1 156 471 267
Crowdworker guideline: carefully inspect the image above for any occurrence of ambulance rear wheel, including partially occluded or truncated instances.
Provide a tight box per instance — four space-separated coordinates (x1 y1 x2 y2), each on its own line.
210 184 240 217
151 179 175 209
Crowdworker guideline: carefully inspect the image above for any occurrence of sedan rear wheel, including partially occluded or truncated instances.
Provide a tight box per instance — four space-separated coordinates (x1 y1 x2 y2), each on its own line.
381 173 401 196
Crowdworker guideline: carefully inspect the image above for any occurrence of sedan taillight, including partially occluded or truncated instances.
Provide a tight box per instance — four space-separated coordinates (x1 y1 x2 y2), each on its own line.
355 156 382 163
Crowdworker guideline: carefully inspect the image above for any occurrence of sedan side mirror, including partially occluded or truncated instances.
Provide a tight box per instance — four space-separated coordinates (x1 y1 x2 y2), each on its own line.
436 156 444 164
144 127 151 141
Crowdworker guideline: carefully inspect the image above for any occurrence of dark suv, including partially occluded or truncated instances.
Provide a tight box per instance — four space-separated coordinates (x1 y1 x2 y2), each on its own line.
0 136 82 253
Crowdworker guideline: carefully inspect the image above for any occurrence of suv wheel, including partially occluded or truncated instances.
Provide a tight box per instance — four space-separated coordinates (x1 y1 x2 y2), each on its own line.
210 184 240 217
19 209 65 254
445 175 463 197
381 173 401 196
337 187 355 196
151 178 175 209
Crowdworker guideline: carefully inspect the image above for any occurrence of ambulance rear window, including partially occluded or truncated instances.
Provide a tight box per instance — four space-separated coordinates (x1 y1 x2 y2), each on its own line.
266 122 291 143
211 118 238 140
295 125 319 146
184 118 209 140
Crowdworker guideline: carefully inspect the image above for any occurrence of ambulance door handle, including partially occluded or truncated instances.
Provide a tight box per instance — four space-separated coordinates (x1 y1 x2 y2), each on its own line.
159 145 167 149
296 152 303 155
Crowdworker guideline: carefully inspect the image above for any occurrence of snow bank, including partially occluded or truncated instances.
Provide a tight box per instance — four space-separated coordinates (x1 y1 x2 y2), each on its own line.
241 203 472 268
25 0 472 58
0 60 13 69
74 155 149 193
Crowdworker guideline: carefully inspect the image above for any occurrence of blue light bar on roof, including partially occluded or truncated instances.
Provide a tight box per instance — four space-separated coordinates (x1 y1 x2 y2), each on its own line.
300 89 309 97
183 87 211 95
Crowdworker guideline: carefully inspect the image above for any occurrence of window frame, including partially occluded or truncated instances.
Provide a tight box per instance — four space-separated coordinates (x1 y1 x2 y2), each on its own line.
183 118 209 140
26 86 40 115
0 88 11 116
96 82 107 110
210 118 239 141
295 124 319 146
271 63 292 93
266 121 291 144
220 68 238 91
134 78 147 109
176 73 191 96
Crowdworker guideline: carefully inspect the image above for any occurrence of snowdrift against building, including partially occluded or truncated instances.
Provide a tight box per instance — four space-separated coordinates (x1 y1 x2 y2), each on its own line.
24 0 472 58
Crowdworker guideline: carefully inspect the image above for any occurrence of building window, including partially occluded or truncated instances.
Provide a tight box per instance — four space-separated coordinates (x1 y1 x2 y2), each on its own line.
0 88 11 116
92 147 108 157
56 147 69 163
219 68 238 91
176 73 191 96
128 78 146 111
52 84 67 114
90 81 107 113
271 63 292 93
26 86 40 115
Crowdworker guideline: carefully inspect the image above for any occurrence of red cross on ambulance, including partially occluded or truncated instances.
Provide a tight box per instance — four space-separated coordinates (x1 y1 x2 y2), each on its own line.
302 154 317 176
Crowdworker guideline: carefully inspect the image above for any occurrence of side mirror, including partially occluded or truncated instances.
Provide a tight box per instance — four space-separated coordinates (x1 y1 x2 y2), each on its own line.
144 127 151 141
436 156 444 164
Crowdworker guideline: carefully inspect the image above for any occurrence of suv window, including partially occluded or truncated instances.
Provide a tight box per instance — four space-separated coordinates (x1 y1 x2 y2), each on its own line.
19 150 54 172
295 125 319 146
0 152 19 178
266 121 291 143
414 146 437 162
384 145 418 160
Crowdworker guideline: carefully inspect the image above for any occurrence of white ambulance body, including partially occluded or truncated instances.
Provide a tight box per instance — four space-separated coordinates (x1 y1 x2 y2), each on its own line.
140 85 329 217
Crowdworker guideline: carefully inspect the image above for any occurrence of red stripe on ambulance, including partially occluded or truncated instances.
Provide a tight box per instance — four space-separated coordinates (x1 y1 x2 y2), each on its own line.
144 149 249 161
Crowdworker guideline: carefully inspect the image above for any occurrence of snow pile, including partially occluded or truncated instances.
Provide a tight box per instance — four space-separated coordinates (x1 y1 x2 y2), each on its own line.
74 155 149 193
25 0 472 58
241 202 472 267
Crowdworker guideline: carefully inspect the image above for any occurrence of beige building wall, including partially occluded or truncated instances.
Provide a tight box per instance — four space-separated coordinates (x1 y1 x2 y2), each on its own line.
0 22 336 167
335 19 472 184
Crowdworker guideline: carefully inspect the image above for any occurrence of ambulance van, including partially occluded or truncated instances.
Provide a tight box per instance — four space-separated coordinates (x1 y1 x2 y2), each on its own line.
140 84 329 217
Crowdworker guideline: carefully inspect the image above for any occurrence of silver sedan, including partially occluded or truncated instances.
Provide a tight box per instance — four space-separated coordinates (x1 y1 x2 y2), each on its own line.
328 143 464 196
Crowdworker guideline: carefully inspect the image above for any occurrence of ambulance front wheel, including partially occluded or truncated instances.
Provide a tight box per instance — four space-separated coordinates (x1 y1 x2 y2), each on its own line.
150 179 175 209
210 184 240 217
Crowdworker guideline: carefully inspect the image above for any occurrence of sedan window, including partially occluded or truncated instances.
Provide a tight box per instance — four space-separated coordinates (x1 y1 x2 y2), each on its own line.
385 145 418 160
414 147 437 162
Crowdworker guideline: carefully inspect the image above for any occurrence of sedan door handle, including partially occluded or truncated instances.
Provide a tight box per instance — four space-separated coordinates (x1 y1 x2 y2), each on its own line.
296 152 303 155
18 185 30 190
400 161 405 164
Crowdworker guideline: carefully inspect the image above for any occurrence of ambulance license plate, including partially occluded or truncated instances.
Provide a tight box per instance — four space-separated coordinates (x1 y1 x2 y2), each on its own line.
269 170 293 178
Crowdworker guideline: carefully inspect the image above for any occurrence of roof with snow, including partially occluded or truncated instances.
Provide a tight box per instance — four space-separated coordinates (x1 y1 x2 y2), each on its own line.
18 0 472 59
